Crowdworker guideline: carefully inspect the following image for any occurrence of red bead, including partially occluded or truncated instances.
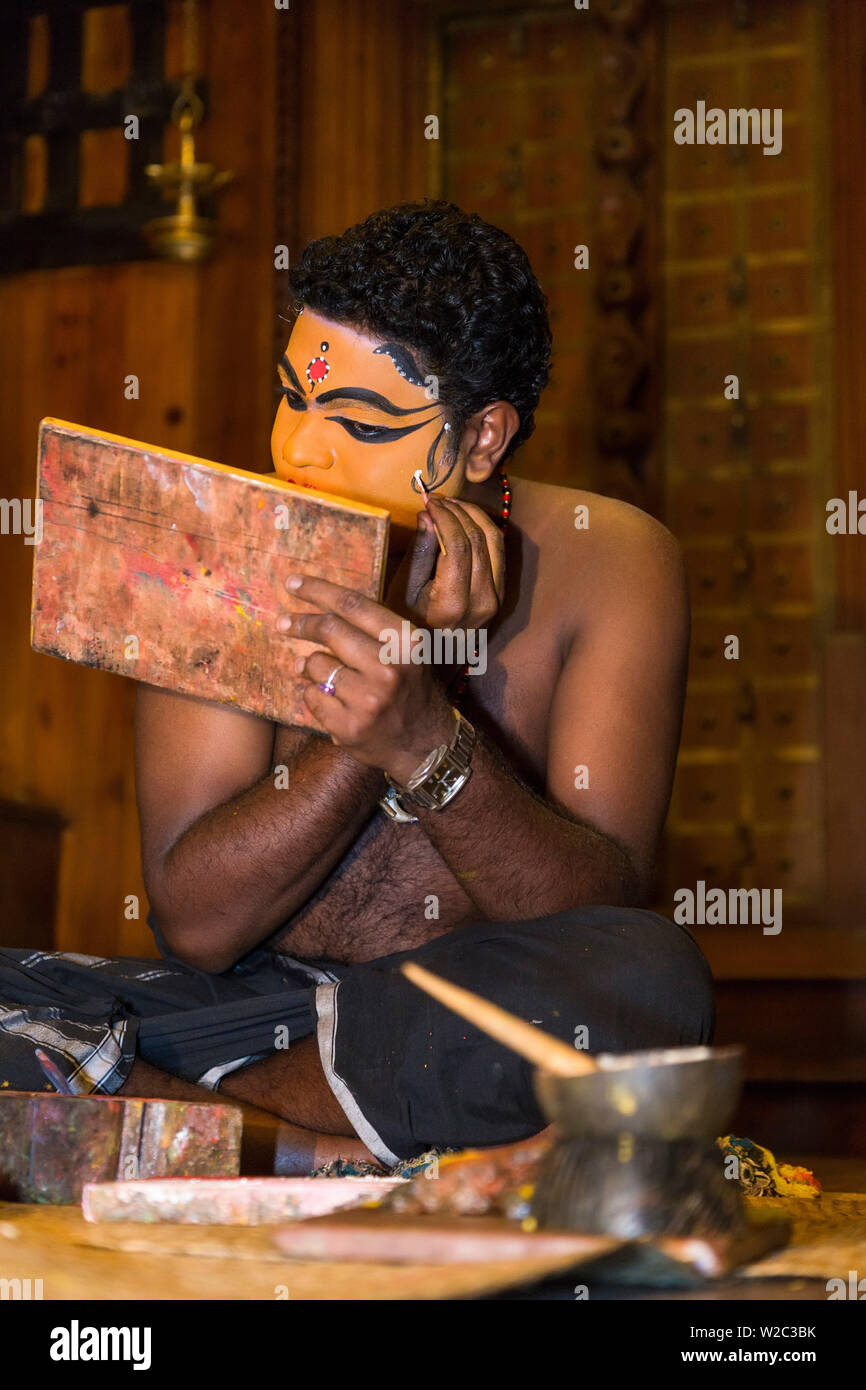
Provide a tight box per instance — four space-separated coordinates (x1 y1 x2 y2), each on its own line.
496 467 511 534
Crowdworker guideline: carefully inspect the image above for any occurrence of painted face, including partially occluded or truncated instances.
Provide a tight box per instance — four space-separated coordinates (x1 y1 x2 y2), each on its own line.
270 309 462 539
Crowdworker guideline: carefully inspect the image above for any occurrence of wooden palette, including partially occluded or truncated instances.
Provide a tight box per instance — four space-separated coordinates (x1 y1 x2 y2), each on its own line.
0 1093 241 1205
30 419 390 729
82 1176 407 1225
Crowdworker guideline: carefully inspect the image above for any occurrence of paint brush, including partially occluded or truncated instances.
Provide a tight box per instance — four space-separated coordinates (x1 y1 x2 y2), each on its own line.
413 470 448 556
400 961 597 1077
34 1047 74 1095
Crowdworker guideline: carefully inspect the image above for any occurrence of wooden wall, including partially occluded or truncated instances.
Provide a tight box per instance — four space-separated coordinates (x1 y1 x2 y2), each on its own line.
0 0 276 956
280 0 429 253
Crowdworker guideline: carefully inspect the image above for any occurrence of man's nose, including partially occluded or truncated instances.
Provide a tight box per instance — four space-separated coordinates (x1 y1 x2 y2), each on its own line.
280 415 337 471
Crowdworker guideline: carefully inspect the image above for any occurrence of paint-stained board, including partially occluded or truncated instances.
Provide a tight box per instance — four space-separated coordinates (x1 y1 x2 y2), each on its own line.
0 1092 241 1204
30 419 389 728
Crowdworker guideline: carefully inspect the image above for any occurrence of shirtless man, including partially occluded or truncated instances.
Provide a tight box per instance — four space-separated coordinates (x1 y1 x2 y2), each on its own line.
0 201 713 1173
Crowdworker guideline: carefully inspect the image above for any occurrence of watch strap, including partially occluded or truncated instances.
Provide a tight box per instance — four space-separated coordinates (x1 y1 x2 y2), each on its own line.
382 708 476 814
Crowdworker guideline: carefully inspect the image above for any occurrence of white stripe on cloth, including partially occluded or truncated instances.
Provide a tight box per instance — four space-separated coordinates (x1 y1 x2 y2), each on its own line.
0 1006 129 1094
197 1055 262 1090
314 981 400 1167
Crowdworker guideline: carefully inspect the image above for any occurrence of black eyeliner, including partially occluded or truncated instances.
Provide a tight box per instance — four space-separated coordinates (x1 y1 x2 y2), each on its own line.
326 414 438 443
276 381 306 411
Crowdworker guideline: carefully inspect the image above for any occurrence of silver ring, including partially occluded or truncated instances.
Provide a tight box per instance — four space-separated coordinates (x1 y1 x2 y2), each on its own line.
318 663 343 697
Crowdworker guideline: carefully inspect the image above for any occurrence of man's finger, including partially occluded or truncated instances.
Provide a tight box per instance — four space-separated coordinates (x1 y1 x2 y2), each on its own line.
301 649 364 706
284 574 395 640
401 514 441 607
282 608 385 672
424 498 473 617
447 499 507 601
300 678 355 739
437 498 505 605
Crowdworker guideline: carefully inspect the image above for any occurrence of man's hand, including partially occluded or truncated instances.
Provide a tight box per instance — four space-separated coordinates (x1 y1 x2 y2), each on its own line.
386 497 506 631
279 575 456 786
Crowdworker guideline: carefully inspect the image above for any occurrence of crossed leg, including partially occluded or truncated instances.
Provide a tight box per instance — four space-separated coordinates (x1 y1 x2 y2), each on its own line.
118 1038 377 1176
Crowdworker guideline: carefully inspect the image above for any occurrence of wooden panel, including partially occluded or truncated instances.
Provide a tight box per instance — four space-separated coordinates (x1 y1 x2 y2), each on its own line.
731 1084 866 1159
286 0 429 256
660 0 832 929
829 0 866 631
694 925 866 982
0 801 65 950
31 420 388 729
0 1202 631 1301
432 3 663 507
714 981 866 1084
824 633 866 921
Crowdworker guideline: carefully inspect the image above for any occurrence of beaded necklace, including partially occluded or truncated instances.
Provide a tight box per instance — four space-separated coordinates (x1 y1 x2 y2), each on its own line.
451 465 511 703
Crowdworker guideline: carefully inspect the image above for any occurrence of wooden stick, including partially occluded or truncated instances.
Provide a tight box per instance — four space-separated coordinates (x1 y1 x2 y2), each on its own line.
400 961 597 1077
413 470 448 556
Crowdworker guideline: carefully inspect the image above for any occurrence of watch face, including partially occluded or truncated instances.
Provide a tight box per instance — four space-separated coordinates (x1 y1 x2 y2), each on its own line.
408 744 448 790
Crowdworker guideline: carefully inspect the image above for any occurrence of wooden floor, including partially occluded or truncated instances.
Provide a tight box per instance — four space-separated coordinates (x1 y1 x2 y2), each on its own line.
0 1203 609 1302
1 1158 864 1301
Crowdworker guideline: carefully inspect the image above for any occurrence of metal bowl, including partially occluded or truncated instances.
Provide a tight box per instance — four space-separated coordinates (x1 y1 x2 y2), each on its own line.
533 1045 744 1141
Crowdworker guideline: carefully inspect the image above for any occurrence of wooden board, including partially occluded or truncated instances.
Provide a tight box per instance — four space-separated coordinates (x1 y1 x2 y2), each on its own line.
0 1093 241 1204
82 1176 406 1225
30 419 390 729
270 1208 789 1282
0 1203 611 1301
272 1211 621 1265
740 1192 866 1280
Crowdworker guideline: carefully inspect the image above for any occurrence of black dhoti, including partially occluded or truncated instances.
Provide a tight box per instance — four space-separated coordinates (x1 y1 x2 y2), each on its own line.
0 905 714 1164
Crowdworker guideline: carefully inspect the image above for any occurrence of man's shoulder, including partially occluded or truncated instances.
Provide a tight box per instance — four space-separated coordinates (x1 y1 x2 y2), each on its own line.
515 476 683 582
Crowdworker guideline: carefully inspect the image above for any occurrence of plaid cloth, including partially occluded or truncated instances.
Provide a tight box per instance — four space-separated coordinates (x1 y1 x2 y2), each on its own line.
0 946 330 1095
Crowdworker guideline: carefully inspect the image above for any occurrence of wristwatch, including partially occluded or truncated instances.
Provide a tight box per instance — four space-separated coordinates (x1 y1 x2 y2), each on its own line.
379 708 477 820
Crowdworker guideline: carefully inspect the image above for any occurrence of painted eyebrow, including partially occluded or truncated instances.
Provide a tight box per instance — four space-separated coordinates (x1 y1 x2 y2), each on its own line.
314 386 435 417
278 353 306 395
372 342 426 387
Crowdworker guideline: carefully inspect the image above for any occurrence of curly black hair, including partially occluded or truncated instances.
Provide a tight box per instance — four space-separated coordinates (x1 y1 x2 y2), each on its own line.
285 200 552 462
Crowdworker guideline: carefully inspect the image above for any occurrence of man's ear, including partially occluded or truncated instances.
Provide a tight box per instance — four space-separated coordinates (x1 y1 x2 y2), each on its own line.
463 401 521 482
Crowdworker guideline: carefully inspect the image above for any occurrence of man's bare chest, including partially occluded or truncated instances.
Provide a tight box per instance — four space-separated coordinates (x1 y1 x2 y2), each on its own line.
270 610 563 961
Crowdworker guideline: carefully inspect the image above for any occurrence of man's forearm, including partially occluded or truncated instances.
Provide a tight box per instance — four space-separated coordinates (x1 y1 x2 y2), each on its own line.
149 736 384 972
407 730 641 919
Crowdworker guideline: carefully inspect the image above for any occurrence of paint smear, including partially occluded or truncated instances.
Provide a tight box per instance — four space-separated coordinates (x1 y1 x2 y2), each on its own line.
182 467 210 512
143 457 171 490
